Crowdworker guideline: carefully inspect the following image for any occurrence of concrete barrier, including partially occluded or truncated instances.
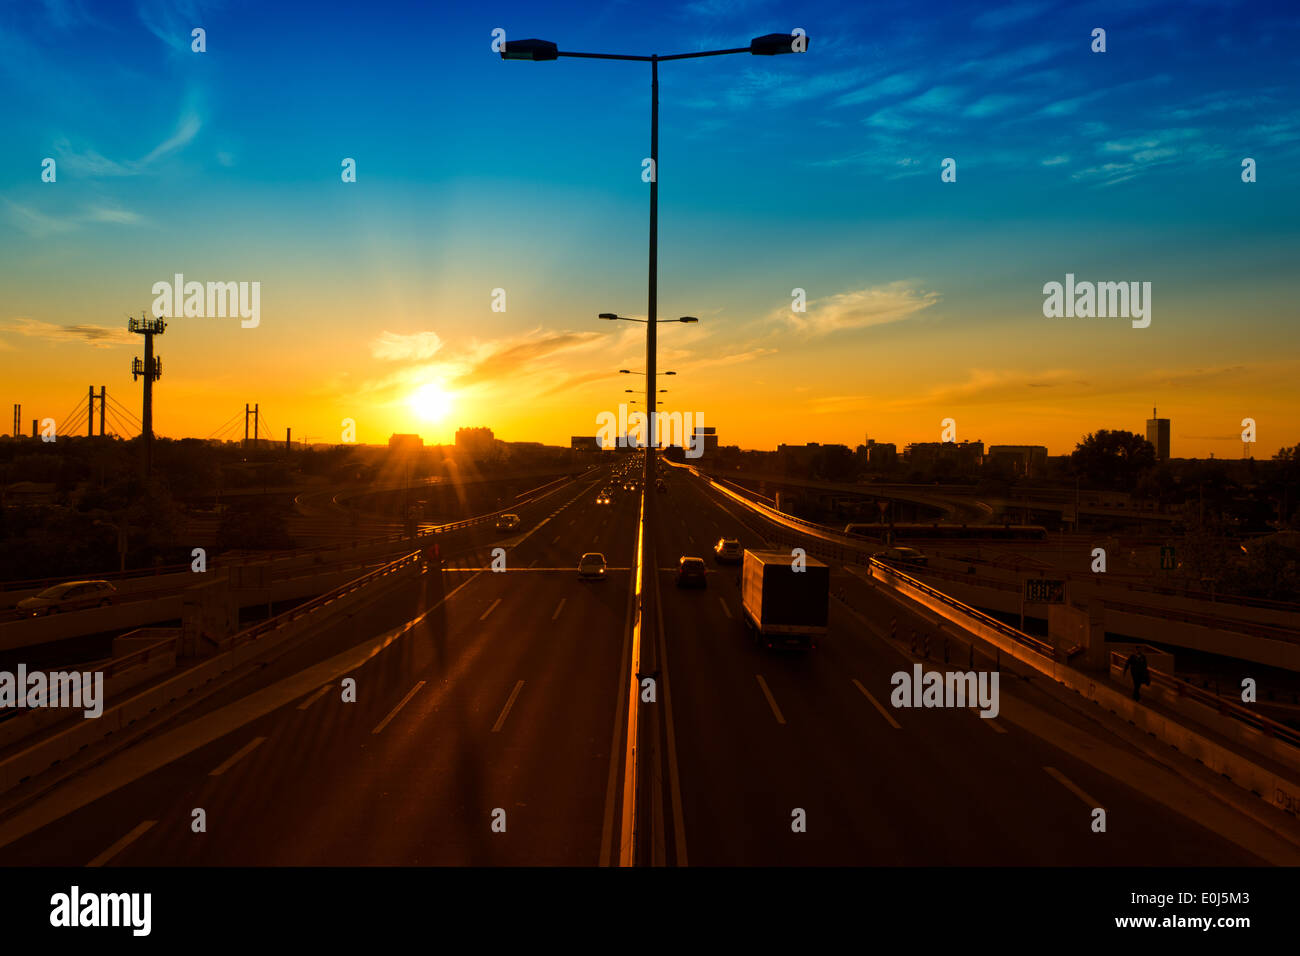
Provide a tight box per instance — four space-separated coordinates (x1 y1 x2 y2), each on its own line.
0 555 421 795
852 563 1300 819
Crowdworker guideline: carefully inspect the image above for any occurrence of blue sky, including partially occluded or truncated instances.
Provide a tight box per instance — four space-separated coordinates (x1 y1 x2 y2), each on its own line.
2 0 1298 454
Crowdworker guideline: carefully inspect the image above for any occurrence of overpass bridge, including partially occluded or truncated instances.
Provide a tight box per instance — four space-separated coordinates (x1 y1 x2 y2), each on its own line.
0 457 1295 867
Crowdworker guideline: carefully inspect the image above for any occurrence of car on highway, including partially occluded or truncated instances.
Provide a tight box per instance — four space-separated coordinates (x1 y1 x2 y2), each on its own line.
16 580 118 617
656 479 667 492
675 556 708 588
713 538 743 563
495 514 521 532
578 553 608 580
596 491 612 504
874 546 928 568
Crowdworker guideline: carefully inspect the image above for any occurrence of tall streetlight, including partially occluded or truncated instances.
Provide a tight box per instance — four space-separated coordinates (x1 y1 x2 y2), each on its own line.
503 31 808 867
504 32 807 476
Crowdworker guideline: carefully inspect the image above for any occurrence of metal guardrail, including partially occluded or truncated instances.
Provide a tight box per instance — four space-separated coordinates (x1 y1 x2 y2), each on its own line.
1108 650 1300 750
872 559 1056 658
223 550 424 652
102 635 181 679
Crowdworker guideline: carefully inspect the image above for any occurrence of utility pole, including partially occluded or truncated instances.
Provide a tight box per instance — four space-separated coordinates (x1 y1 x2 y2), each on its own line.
129 313 165 474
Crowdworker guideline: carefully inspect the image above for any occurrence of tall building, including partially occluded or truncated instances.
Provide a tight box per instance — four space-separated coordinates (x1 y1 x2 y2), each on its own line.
1146 407 1170 460
455 426 496 459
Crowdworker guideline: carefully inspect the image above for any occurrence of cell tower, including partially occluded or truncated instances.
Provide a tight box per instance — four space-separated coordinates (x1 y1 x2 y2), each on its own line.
129 312 165 473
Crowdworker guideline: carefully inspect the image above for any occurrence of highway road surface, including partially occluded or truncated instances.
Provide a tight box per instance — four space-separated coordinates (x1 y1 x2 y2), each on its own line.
0 462 1281 866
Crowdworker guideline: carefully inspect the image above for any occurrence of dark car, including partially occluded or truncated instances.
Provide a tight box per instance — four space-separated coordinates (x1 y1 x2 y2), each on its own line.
675 556 707 587
16 580 117 617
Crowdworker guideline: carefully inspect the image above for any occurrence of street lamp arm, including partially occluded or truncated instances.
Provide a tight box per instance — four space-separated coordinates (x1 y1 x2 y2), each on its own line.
656 47 751 61
557 51 653 61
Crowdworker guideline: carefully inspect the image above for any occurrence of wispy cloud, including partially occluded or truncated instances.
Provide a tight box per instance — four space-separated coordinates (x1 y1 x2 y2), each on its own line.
3 198 146 236
53 98 203 178
371 331 443 361
1 317 134 348
780 283 941 336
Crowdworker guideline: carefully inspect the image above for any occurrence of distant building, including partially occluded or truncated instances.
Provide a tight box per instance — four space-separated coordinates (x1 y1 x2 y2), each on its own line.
691 425 718 459
1146 407 1170 460
388 433 423 453
455 426 496 459
986 444 1047 478
570 435 599 452
862 439 897 469
905 440 984 472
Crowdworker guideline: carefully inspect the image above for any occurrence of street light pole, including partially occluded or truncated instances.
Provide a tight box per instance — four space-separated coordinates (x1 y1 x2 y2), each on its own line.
647 54 658 484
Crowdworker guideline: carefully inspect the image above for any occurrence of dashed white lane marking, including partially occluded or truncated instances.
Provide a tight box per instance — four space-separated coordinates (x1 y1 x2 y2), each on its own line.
852 679 901 729
479 598 502 621
87 820 157 867
755 675 786 725
371 681 426 735
209 736 267 776
552 598 566 620
1045 766 1104 808
718 597 732 619
492 680 526 733
297 685 330 711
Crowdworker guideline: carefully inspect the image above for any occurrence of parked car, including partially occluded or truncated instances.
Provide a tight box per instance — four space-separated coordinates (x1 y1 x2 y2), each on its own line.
578 553 608 580
675 556 708 588
713 538 743 563
16 580 118 617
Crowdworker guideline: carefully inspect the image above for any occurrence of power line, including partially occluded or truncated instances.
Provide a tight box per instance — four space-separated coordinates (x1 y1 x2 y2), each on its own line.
107 392 142 428
57 394 86 437
209 410 244 441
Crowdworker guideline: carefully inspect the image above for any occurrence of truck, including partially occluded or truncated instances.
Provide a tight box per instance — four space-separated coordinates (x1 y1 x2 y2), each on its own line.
739 549 830 650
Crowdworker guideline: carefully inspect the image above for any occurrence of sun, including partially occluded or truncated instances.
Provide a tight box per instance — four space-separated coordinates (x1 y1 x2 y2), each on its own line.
409 382 453 423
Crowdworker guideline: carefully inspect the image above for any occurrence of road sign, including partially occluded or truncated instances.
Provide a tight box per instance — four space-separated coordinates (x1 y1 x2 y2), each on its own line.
1160 545 1176 570
1023 578 1066 604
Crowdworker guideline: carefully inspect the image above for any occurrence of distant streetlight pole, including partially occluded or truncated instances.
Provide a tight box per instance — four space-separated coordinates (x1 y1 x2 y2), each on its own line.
504 33 808 477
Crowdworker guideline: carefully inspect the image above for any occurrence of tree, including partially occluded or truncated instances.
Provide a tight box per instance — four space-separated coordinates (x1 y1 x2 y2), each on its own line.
1071 429 1156 491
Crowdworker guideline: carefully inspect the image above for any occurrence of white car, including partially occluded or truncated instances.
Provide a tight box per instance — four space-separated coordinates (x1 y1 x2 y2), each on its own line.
578 553 608 580
713 538 742 563
16 580 117 616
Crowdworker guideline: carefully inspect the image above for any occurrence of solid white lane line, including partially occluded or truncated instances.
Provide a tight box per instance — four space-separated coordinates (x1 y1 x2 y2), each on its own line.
479 598 502 621
1045 766 1104 808
718 597 732 619
852 679 901 729
492 680 526 733
371 681 426 735
755 675 786 725
297 685 330 711
209 736 267 776
87 820 157 868
552 598 566 620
